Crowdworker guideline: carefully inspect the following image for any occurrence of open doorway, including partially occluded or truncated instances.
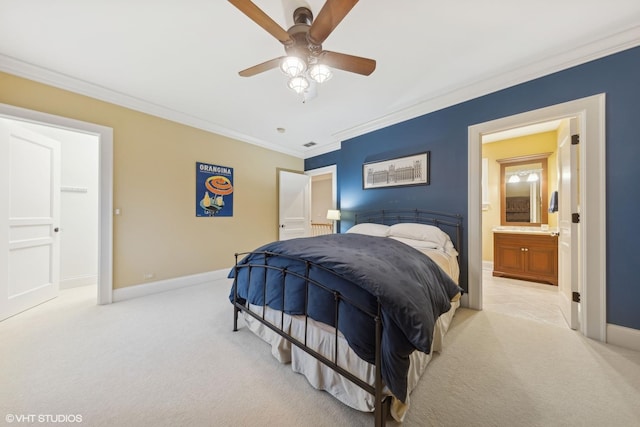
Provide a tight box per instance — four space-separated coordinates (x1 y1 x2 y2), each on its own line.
480 120 567 328
21 122 100 289
467 94 607 342
306 165 337 234
0 103 113 307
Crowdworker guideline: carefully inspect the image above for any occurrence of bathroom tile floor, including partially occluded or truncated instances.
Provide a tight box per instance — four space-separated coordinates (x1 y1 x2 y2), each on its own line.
482 269 568 329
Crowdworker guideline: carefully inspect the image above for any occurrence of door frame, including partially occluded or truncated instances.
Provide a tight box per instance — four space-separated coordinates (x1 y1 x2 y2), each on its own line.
0 103 114 305
467 94 606 342
305 165 338 232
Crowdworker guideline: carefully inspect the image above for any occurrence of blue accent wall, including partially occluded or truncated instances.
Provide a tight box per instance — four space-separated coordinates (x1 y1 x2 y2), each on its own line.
305 46 640 330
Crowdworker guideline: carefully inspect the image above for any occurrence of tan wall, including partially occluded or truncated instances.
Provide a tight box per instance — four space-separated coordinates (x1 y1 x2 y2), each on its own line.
481 131 558 262
311 176 332 223
0 72 303 289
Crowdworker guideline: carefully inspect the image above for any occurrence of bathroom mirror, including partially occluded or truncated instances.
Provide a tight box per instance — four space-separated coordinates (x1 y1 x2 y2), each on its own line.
498 153 550 226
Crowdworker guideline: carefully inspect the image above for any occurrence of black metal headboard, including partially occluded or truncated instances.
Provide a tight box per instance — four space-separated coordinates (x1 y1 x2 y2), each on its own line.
354 209 463 261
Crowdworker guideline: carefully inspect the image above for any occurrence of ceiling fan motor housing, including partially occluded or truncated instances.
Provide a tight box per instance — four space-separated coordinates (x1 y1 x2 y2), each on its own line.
286 7 322 60
293 7 313 25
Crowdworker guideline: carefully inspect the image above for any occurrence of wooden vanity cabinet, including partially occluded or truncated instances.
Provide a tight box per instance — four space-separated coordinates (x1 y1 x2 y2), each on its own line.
493 232 558 286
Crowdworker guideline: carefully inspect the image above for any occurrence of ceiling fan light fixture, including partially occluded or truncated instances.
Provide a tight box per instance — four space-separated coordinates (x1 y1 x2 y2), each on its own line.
288 76 310 94
527 172 539 182
508 174 521 184
280 56 306 77
309 64 332 83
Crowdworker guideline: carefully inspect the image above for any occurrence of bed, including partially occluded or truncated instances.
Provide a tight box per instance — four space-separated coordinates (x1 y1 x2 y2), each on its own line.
229 209 463 426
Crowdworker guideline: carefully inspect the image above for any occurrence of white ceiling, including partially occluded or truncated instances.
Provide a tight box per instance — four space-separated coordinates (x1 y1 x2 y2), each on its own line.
1 1 639 159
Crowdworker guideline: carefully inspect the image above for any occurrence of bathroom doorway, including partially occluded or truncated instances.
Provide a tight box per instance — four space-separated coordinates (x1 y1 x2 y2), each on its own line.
467 94 606 342
481 120 567 328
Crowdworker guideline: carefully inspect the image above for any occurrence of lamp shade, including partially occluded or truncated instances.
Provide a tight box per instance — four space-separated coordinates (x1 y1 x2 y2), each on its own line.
527 172 539 182
507 174 520 183
288 76 309 94
280 56 306 77
309 64 333 83
326 209 341 220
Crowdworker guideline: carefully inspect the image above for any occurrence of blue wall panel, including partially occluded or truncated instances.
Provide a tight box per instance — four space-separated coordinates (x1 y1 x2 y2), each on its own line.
305 46 640 330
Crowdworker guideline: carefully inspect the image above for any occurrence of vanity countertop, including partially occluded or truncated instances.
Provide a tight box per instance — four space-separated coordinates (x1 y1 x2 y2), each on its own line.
492 226 558 235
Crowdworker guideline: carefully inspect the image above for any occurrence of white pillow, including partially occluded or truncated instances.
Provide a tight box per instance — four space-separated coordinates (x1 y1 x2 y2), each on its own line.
388 223 449 248
389 236 439 250
345 223 390 237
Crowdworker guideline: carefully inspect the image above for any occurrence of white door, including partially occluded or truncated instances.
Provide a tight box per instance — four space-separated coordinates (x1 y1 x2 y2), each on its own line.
557 118 580 329
0 119 61 321
278 170 310 240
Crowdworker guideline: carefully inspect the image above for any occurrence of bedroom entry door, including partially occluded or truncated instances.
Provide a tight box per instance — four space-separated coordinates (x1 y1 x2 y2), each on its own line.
278 170 310 240
557 118 580 329
0 119 61 321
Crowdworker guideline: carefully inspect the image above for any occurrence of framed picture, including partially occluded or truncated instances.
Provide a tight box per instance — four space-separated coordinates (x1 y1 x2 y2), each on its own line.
363 152 430 189
196 162 234 217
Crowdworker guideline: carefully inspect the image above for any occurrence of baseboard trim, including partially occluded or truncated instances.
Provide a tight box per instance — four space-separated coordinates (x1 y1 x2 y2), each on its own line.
60 274 97 289
112 269 230 302
460 293 469 308
606 323 640 352
482 261 494 272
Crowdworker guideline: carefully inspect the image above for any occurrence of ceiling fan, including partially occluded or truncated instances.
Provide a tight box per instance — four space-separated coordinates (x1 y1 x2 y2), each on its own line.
228 0 376 96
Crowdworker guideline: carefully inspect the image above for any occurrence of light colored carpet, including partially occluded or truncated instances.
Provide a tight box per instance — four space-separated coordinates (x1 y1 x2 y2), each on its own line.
1 280 639 427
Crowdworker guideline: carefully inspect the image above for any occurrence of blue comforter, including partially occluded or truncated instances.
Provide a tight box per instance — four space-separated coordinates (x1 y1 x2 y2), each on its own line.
228 233 463 402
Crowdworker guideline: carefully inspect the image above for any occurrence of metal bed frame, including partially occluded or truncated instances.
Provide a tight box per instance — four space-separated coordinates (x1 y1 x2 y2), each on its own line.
232 209 462 426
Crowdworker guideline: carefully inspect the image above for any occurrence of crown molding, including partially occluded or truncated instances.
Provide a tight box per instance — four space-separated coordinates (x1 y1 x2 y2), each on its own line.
3 23 639 161
0 55 305 159
333 24 640 144
301 140 341 159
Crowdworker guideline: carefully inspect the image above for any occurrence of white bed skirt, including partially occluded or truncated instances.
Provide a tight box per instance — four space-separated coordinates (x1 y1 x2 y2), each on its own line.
240 298 460 422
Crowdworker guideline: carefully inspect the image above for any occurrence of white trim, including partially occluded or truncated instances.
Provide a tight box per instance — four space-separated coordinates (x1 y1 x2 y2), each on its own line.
60 274 97 290
334 26 639 147
0 55 304 159
2 26 638 161
112 269 230 302
467 94 607 342
306 165 338 232
482 261 494 272
0 103 114 305
303 141 342 158
606 324 640 352
481 158 490 210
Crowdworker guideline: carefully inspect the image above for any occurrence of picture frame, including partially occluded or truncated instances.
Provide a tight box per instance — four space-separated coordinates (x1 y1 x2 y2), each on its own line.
196 162 234 217
363 152 430 189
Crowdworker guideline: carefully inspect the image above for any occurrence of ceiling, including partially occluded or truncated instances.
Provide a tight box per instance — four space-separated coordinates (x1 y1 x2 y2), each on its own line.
1 1 639 159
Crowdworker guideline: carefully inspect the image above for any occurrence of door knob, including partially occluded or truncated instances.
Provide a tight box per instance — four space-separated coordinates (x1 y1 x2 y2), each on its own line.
54 227 59 232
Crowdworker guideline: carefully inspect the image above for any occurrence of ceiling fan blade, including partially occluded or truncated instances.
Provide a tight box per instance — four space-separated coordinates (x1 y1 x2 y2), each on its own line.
238 57 284 77
319 51 376 76
307 0 359 45
228 0 292 45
